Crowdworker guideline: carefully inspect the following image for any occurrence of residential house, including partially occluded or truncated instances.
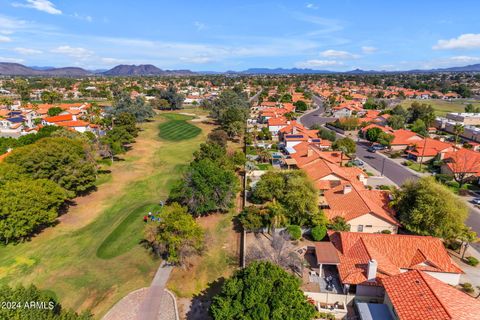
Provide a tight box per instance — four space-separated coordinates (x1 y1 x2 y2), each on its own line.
441 148 480 184
382 269 480 320
405 138 455 163
390 129 423 151
323 183 400 234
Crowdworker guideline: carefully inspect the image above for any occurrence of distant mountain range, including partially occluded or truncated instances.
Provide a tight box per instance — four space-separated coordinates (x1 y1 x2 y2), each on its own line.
1 62 480 77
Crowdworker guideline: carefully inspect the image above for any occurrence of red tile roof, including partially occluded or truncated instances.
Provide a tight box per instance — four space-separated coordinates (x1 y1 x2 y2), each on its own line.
443 148 480 176
44 114 73 123
328 232 463 286
324 183 399 225
406 138 455 157
391 129 423 146
383 270 480 320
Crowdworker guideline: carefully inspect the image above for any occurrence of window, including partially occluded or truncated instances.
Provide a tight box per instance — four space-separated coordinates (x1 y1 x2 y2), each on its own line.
357 225 364 232
365 225 372 228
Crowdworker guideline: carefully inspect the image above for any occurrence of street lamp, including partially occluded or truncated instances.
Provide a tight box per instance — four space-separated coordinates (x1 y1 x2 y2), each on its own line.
381 157 386 176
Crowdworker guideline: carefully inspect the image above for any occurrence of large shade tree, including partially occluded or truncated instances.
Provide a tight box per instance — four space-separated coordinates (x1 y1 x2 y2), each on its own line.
6 137 97 194
392 177 475 240
210 261 317 320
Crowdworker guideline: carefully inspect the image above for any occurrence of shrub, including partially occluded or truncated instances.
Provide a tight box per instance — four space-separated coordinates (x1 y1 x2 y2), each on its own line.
389 151 402 159
465 256 480 267
461 282 474 293
403 160 413 166
311 225 327 241
287 225 302 240
444 239 462 251
381 230 392 234
318 312 335 320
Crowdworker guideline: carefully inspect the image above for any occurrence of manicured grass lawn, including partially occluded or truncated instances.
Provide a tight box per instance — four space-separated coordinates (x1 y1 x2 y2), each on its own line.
158 113 202 141
0 111 210 318
96 203 161 259
400 99 480 116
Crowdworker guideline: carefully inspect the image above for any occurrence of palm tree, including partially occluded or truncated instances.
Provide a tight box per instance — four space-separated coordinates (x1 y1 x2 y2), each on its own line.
257 148 271 163
265 200 288 232
453 123 464 145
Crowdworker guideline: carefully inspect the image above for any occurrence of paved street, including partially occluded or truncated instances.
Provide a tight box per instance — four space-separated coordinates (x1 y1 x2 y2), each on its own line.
300 95 480 251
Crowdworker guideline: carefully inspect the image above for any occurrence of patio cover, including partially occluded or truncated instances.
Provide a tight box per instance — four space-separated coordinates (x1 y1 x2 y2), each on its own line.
314 241 340 265
356 302 394 320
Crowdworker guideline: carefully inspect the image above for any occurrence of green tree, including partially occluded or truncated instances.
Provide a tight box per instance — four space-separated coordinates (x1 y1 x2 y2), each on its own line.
327 216 350 231
465 104 480 113
387 115 405 130
207 130 229 148
365 127 383 142
332 137 356 155
170 159 238 216
407 102 435 126
294 100 308 112
287 225 302 240
392 177 474 240
280 93 292 103
210 261 317 320
144 203 204 264
239 206 266 231
41 91 62 104
0 178 68 243
252 171 323 226
453 123 464 144
410 119 427 136
15 79 31 102
311 225 327 241
47 106 63 116
6 138 97 194
0 285 92 319
377 132 394 147
110 92 155 122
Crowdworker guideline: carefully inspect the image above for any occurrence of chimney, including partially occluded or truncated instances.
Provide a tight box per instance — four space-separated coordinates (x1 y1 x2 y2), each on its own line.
293 126 297 134
72 115 77 121
307 148 313 157
343 184 352 194
367 259 377 281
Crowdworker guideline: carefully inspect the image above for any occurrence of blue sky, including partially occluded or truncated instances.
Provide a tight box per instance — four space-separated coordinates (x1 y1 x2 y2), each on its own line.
0 0 479 71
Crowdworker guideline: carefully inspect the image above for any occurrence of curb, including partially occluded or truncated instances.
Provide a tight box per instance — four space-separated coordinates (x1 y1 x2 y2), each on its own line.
164 289 179 320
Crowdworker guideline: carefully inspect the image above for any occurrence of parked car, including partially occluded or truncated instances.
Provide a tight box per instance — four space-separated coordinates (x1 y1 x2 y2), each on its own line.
351 159 364 166
367 146 377 153
472 198 480 205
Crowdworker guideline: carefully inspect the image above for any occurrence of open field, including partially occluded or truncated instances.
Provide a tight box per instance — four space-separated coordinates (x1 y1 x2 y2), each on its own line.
399 99 480 116
159 113 202 141
0 111 212 318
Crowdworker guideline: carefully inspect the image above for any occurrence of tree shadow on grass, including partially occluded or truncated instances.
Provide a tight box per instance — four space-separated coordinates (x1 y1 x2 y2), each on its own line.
186 278 225 320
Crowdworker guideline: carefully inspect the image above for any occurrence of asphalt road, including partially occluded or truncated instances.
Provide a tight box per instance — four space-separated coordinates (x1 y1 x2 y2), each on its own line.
300 95 480 247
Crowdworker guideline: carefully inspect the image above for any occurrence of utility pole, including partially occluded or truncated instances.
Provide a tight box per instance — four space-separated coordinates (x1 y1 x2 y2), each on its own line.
381 157 386 176
417 135 428 172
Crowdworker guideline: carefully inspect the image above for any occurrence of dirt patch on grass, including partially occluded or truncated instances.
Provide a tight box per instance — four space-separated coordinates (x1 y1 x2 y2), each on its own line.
168 212 238 304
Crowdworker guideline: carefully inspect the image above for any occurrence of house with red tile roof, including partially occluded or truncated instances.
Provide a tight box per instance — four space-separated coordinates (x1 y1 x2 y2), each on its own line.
324 183 399 233
441 148 480 184
290 144 366 185
390 129 423 151
42 114 93 133
382 270 480 320
405 138 456 163
327 232 463 292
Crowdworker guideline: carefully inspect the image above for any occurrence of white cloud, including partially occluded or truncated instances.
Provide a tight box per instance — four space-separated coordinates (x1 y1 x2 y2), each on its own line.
0 56 24 63
447 55 480 64
433 33 480 50
179 56 213 64
13 47 42 55
361 46 377 54
320 49 358 59
100 57 127 65
295 59 342 68
71 13 93 22
12 0 61 14
51 45 93 59
306 3 318 9
194 21 206 31
0 35 11 42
